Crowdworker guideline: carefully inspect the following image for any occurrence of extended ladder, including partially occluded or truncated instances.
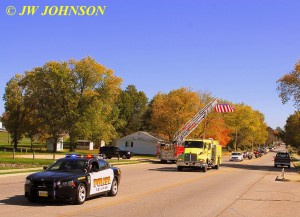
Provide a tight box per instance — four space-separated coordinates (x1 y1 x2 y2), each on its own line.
172 99 218 145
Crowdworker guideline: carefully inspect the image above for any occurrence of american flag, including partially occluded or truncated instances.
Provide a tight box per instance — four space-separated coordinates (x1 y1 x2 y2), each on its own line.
214 104 235 113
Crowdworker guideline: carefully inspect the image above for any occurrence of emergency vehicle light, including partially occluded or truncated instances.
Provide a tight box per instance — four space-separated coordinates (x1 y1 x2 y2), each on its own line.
65 154 82 158
65 154 103 159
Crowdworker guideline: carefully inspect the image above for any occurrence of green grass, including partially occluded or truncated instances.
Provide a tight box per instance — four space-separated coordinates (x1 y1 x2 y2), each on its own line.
0 169 43 175
0 131 32 146
0 157 55 166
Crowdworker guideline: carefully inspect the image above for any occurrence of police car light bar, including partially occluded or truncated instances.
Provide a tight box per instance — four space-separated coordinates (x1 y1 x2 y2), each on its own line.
65 154 104 159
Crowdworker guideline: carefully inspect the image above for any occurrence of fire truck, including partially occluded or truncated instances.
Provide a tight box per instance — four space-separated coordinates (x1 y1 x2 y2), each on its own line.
176 138 222 172
156 142 184 163
156 100 220 163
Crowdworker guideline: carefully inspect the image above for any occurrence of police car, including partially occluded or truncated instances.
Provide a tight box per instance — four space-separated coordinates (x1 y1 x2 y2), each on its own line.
24 154 121 204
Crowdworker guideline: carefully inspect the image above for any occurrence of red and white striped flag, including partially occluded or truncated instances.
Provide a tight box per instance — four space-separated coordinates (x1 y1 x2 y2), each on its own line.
214 104 235 113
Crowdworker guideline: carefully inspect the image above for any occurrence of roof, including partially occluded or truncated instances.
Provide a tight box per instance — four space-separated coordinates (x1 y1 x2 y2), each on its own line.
116 131 164 142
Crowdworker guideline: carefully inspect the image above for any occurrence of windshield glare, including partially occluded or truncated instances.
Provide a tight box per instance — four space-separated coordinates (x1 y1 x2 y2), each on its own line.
47 159 87 173
184 141 204 148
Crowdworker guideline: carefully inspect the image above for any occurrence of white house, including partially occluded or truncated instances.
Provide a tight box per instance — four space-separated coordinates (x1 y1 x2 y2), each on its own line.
114 131 164 155
0 121 4 131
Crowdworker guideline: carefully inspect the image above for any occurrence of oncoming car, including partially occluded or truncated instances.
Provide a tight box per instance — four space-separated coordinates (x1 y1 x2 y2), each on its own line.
229 152 243 162
24 154 121 205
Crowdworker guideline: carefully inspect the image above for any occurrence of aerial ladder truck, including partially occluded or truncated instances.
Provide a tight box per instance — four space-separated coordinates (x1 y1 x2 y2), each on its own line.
156 100 221 164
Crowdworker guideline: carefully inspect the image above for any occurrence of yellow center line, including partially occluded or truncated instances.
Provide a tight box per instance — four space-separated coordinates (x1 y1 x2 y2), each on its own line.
59 167 233 217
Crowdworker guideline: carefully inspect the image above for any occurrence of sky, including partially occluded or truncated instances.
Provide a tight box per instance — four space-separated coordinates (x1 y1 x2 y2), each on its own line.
0 0 299 129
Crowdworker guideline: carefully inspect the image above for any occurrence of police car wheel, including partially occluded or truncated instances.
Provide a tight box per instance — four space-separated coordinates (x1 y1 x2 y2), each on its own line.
108 178 118 196
75 183 86 204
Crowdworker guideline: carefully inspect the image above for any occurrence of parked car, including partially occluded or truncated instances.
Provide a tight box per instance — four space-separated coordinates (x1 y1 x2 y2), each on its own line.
253 150 263 158
99 146 133 159
229 152 243 162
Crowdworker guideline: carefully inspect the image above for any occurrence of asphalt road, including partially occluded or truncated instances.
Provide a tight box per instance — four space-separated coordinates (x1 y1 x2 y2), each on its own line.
0 148 299 217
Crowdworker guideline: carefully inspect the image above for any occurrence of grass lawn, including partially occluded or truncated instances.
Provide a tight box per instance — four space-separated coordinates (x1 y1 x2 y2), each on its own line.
0 131 43 149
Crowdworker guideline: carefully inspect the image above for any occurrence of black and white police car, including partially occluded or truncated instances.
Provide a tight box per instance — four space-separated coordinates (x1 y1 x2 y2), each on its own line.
24 154 121 204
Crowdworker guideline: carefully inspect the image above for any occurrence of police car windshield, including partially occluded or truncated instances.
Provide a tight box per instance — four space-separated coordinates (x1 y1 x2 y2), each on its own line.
184 141 204 148
47 159 87 173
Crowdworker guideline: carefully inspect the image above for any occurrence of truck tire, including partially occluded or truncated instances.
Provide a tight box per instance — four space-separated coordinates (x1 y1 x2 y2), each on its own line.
202 166 207 172
214 157 220 169
177 166 183 171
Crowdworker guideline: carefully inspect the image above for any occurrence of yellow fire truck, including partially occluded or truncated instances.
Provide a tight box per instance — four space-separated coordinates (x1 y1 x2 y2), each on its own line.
176 138 222 172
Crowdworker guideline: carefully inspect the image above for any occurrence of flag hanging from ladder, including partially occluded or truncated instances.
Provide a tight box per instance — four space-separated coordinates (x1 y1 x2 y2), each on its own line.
214 104 235 113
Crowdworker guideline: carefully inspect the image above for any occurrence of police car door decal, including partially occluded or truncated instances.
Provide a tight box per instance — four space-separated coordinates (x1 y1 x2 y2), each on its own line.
89 169 114 195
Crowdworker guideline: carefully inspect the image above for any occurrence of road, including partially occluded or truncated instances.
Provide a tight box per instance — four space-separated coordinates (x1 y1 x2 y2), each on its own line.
0 149 299 217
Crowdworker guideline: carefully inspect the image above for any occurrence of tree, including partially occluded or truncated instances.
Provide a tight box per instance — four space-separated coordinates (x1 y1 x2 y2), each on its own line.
224 104 253 150
116 85 148 137
2 74 31 150
23 57 122 152
23 61 73 152
274 127 285 142
284 112 300 148
277 60 300 108
150 88 201 141
189 94 231 147
266 127 275 145
66 57 122 150
224 104 268 150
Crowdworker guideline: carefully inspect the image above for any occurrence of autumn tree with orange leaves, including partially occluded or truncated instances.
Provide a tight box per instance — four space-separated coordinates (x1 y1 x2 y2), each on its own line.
149 88 231 146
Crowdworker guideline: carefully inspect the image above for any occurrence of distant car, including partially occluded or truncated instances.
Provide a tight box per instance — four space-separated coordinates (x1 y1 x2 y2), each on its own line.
229 152 243 162
99 146 133 159
274 152 291 168
25 154 121 204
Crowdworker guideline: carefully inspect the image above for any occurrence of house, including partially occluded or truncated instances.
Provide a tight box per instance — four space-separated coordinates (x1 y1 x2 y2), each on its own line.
114 131 164 155
0 122 4 131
